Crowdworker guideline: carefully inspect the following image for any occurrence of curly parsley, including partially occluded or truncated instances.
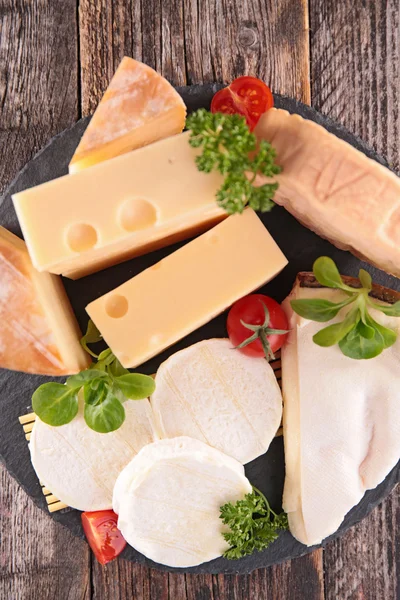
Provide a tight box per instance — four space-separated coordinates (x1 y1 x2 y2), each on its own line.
186 109 281 215
220 486 288 559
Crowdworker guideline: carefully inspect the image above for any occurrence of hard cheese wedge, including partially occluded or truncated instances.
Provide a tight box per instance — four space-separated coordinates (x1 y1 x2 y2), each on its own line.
13 131 226 279
254 108 400 278
151 339 282 464
281 274 400 546
69 57 186 173
113 437 252 568
0 226 90 375
86 209 288 368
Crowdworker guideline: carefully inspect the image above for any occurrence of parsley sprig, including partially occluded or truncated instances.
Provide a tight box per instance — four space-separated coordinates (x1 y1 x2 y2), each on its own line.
220 486 288 559
187 109 281 215
291 257 400 359
32 320 155 433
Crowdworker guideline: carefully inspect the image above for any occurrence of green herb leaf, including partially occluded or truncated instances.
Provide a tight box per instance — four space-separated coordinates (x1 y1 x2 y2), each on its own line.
80 319 102 358
359 269 372 290
84 390 125 433
66 369 108 389
291 297 354 322
313 308 360 347
114 373 155 400
108 357 130 377
220 486 288 559
32 383 79 427
83 379 110 406
338 313 396 359
187 109 280 215
368 299 400 317
313 257 354 291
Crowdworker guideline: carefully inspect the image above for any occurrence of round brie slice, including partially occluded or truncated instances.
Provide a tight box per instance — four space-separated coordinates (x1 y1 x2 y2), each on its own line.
113 436 252 568
151 338 283 464
30 396 158 511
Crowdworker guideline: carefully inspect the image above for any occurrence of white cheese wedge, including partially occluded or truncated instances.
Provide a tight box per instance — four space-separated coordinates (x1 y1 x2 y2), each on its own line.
151 339 283 464
30 395 158 511
282 283 400 546
112 437 252 567
86 209 288 368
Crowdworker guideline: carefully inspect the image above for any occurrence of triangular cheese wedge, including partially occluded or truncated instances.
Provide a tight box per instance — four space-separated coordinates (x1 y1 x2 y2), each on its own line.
69 57 186 173
281 273 400 546
0 227 90 375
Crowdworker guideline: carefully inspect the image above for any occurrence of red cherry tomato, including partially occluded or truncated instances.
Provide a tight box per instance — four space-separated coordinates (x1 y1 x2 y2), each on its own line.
211 76 274 130
227 294 289 359
81 510 126 565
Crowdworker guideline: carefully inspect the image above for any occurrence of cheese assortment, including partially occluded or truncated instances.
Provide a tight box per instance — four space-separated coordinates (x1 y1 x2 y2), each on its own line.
0 226 89 375
281 277 400 546
86 209 288 368
2 60 400 571
112 437 252 568
13 131 226 279
151 338 282 464
69 57 186 173
30 394 159 511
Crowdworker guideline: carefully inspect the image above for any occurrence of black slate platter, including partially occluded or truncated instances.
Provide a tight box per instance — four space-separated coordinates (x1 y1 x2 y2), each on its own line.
1 84 399 574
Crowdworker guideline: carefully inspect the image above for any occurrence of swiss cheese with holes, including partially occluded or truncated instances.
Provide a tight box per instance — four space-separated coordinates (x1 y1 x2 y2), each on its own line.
86 209 288 369
12 131 226 279
151 339 283 464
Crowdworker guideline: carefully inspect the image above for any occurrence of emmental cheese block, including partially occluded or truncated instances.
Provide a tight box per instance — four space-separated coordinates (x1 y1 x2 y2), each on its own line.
69 57 186 173
86 209 288 368
0 227 90 375
13 132 226 279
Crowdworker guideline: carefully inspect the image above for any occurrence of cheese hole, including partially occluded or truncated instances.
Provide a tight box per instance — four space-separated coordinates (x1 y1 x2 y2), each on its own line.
105 294 128 319
66 224 97 252
119 198 157 232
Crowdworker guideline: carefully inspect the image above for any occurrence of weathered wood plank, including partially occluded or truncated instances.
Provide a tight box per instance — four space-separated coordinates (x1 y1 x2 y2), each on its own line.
78 0 310 117
0 2 89 598
310 0 400 171
310 1 400 597
0 464 91 599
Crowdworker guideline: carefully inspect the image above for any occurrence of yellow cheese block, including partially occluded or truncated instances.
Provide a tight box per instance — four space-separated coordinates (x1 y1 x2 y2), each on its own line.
69 57 186 173
0 227 90 375
13 132 226 279
86 209 288 368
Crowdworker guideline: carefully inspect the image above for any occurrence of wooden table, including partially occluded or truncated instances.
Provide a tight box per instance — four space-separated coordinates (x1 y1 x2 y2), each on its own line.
0 1 399 598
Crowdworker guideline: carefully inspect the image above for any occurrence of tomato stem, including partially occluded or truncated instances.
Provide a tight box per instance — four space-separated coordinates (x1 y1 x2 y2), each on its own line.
236 302 290 362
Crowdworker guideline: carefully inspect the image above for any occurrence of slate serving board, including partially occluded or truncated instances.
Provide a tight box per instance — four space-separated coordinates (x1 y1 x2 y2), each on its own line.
0 84 399 574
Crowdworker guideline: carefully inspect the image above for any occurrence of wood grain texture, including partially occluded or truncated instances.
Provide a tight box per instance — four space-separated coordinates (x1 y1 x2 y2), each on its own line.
78 0 310 116
310 0 400 171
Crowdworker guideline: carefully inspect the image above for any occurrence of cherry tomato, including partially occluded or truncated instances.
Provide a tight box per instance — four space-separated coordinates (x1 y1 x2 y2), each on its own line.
81 510 126 565
211 76 274 130
227 294 289 360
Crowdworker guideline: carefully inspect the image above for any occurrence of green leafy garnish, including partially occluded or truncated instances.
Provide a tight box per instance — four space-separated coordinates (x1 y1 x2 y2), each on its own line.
32 320 155 433
220 486 288 559
236 301 289 361
186 109 281 215
291 257 400 360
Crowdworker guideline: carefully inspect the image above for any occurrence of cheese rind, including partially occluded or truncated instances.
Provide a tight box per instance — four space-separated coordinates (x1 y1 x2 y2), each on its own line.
69 57 186 173
151 338 282 464
113 437 252 567
13 132 226 279
86 209 288 368
0 226 89 375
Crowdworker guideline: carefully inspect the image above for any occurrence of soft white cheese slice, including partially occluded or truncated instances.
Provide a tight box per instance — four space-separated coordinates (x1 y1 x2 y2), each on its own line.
30 394 158 511
150 338 283 464
282 285 400 546
113 437 252 567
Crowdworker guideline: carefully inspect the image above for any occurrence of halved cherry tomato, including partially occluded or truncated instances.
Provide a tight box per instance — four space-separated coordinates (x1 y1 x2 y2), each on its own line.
227 294 289 360
211 76 274 130
81 510 126 565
